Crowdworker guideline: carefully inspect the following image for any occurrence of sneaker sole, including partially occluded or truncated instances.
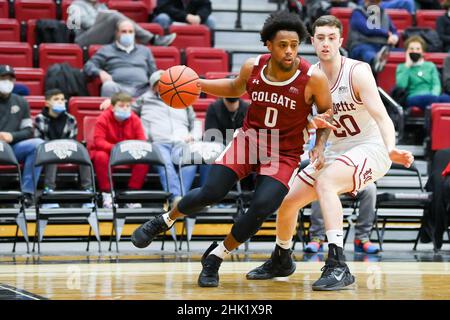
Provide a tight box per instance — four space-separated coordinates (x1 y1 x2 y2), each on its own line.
246 263 296 280
131 227 153 248
197 280 219 287
312 275 356 291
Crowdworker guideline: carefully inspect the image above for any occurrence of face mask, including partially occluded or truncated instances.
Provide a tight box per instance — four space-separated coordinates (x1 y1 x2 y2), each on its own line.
409 52 422 63
52 103 66 114
119 34 134 47
225 97 239 103
114 110 131 121
0 80 14 95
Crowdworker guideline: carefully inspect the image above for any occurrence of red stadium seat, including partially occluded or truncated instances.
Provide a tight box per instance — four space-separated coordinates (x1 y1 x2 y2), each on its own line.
431 103 450 151
88 44 103 58
14 67 44 95
416 10 445 29
25 19 36 45
192 98 215 114
61 0 74 21
82 116 98 148
14 0 56 22
0 18 20 42
385 9 412 33
424 52 448 68
169 24 211 49
24 95 45 118
0 0 8 19
185 47 229 77
107 1 149 23
39 43 83 71
148 46 181 70
138 22 164 37
330 7 352 48
141 0 157 12
68 97 106 140
0 42 32 67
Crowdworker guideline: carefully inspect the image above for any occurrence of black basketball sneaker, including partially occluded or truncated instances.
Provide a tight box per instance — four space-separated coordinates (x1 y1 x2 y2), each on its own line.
312 244 355 291
198 242 223 287
131 215 171 248
246 244 296 280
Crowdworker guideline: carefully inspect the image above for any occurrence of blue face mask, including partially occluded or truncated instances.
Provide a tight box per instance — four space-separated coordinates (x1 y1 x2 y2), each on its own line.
119 33 134 47
52 103 66 114
114 110 131 122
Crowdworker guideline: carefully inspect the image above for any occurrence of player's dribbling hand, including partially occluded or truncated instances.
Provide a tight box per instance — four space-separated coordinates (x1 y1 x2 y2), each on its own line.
309 146 325 171
389 148 414 168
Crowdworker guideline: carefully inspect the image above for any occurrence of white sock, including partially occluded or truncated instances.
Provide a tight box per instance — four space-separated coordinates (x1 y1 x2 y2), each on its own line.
326 229 344 248
162 213 175 227
276 237 292 250
210 241 231 260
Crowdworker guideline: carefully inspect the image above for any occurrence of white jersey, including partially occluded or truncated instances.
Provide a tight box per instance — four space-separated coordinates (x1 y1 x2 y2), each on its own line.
318 57 384 154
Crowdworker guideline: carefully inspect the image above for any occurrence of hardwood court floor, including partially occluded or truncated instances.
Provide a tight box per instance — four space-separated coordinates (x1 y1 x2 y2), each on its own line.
0 257 449 300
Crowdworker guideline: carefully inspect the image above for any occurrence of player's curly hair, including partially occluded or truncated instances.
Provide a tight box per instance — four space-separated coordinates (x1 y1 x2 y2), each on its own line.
260 11 309 46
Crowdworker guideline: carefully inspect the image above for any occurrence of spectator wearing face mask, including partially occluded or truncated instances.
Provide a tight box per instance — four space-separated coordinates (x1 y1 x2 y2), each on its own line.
34 89 93 209
84 19 157 98
437 0 450 52
91 92 148 209
396 36 450 110
0 65 44 207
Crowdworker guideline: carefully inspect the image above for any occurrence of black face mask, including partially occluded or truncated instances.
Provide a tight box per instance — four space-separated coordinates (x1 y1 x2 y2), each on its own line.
225 97 239 103
409 52 422 63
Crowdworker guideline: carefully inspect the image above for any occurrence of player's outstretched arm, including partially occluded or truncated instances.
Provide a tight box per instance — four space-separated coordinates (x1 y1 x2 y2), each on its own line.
352 63 414 168
197 58 254 98
306 68 334 170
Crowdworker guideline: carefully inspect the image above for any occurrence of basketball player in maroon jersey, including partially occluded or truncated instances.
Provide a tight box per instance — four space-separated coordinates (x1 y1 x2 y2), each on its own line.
131 11 336 287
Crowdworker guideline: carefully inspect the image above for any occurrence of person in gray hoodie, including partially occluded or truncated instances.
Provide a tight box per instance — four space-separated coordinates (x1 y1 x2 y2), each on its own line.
84 19 157 97
67 0 176 47
100 70 200 203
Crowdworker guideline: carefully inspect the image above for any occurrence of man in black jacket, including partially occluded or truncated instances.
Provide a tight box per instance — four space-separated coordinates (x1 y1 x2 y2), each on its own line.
437 0 450 52
152 0 216 34
0 65 44 206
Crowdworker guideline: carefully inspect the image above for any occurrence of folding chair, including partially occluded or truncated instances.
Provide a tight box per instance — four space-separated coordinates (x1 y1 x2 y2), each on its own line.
32 139 100 253
107 140 174 252
176 141 247 251
375 163 432 251
0 141 30 253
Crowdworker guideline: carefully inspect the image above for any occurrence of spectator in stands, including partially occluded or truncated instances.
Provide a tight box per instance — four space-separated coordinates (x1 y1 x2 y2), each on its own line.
356 0 416 14
12 84 30 96
0 65 43 207
152 0 216 31
396 36 450 110
68 0 176 47
100 71 205 203
34 89 93 209
304 184 380 254
443 55 450 94
347 0 399 73
91 92 148 209
437 0 450 53
84 19 158 98
132 70 200 205
202 96 249 185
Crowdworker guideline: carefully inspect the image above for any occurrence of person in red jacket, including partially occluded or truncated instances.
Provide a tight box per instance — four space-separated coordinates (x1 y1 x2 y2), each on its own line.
91 92 149 208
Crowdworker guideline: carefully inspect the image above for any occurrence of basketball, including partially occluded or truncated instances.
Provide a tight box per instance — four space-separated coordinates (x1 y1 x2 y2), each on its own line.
158 65 201 109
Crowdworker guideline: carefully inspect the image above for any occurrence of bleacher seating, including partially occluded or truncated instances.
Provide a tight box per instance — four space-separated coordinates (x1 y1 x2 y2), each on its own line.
185 47 229 77
14 0 56 22
0 18 20 42
169 24 211 48
0 42 32 67
431 103 450 151
107 1 149 23
385 9 412 33
416 9 446 29
39 43 83 71
14 67 44 95
24 95 45 117
61 0 74 21
330 7 352 48
192 98 215 119
148 46 181 70
82 116 98 148
0 0 8 18
68 96 106 141
26 19 36 45
138 22 164 37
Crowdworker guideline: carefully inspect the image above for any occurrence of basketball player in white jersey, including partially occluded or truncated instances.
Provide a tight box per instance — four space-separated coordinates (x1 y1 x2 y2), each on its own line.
246 15 414 291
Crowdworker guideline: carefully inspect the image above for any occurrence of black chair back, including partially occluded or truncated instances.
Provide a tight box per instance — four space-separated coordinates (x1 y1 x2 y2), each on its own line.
109 140 165 167
34 139 93 167
0 141 19 166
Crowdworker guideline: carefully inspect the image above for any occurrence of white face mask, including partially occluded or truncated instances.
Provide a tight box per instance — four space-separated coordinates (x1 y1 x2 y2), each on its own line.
0 80 14 95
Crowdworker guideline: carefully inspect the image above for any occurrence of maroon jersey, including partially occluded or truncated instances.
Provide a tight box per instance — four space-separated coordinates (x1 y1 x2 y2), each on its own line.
244 54 313 157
